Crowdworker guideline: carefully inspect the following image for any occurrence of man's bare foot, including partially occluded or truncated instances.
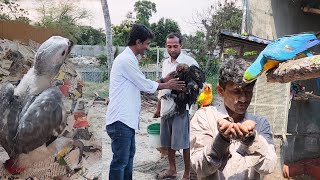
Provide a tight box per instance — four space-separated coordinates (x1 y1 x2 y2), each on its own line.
182 172 190 180
156 169 177 179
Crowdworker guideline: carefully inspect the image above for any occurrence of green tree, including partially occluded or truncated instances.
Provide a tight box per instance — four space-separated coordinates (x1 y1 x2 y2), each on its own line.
35 0 90 43
139 48 164 66
112 12 135 46
0 0 30 23
134 0 156 27
75 26 106 45
151 18 181 47
198 2 242 70
183 31 207 67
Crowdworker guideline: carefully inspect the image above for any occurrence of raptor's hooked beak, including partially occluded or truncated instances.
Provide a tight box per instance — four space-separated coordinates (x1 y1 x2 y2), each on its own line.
67 40 73 54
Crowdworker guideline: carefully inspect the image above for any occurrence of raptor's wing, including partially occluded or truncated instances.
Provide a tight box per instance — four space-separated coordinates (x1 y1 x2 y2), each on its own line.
13 87 67 155
189 65 206 89
0 83 21 155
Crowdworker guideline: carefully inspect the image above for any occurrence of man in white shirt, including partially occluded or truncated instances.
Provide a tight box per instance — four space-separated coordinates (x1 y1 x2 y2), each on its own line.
106 24 185 180
154 33 199 180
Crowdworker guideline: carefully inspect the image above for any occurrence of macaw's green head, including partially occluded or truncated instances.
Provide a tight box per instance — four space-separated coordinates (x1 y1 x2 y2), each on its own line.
243 70 256 82
217 58 255 115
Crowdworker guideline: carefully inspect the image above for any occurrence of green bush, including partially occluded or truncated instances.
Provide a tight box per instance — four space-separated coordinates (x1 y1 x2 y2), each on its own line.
139 48 164 66
96 54 108 65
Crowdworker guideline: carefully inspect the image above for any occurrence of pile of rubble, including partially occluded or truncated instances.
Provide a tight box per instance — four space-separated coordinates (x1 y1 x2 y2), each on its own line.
69 56 100 67
0 39 102 179
0 39 35 83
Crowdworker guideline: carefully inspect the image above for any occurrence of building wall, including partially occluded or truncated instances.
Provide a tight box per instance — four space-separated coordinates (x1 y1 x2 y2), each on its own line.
247 0 320 164
247 0 320 40
285 79 320 163
246 0 277 40
0 21 63 44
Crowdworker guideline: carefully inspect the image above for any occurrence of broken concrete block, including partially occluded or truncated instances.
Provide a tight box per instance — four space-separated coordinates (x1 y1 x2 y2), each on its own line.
0 67 10 76
1 60 13 69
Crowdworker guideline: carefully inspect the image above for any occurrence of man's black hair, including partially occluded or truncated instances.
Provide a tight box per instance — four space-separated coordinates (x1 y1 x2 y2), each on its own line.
166 32 183 44
127 24 154 46
218 58 255 88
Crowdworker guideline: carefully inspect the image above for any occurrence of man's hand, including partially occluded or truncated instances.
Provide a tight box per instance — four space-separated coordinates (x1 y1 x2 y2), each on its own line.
217 118 256 141
237 120 256 145
167 78 185 91
153 100 161 118
153 110 160 118
217 119 237 140
163 71 178 83
239 120 256 136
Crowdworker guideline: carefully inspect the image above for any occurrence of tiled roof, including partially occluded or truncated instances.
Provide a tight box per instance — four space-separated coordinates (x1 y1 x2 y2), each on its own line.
221 30 271 44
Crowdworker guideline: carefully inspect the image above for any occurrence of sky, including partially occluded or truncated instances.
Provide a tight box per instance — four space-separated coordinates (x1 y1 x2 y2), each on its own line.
16 0 242 35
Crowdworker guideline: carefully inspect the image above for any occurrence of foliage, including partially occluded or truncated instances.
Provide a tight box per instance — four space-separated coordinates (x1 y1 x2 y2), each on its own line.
100 66 108 82
198 2 242 70
113 0 157 46
114 46 120 58
183 31 207 67
139 48 164 66
243 50 257 57
82 81 109 99
96 54 108 66
75 26 106 45
150 18 181 47
112 12 135 46
0 0 31 23
225 48 237 55
243 50 258 61
35 0 90 43
202 2 242 49
112 1 180 48
134 0 156 27
97 54 108 81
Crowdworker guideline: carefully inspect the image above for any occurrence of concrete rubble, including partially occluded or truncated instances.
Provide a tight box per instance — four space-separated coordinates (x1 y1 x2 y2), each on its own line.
0 39 102 179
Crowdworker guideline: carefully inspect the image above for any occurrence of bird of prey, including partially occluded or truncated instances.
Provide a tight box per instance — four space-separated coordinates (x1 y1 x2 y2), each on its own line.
0 36 76 174
243 32 320 83
171 64 206 114
197 83 213 108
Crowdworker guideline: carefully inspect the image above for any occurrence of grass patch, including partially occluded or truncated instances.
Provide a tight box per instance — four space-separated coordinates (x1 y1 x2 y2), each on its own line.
82 81 109 99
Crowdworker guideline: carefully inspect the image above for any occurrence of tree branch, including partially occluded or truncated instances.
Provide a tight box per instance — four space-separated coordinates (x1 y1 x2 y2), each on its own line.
266 55 320 83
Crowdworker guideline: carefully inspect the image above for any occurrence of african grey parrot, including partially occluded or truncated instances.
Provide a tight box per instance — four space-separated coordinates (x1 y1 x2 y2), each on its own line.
0 36 76 174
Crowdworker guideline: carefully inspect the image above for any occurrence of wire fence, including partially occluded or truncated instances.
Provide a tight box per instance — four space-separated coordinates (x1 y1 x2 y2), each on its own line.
77 61 220 93
76 67 105 83
203 63 220 93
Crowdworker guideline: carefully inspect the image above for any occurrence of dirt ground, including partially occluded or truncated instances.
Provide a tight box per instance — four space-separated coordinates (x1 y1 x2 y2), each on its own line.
96 101 187 180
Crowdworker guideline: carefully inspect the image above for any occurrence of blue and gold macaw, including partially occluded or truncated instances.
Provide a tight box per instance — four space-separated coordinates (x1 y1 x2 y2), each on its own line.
243 32 320 83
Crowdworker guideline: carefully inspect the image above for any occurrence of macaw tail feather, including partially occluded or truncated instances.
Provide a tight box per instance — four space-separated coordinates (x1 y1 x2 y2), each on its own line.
297 51 312 58
295 38 320 53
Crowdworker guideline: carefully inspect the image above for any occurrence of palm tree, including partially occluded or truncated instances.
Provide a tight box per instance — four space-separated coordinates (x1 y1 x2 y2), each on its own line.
101 0 114 79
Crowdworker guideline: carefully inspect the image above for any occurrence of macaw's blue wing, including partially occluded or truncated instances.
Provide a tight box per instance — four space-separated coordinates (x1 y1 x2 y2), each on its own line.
263 33 320 60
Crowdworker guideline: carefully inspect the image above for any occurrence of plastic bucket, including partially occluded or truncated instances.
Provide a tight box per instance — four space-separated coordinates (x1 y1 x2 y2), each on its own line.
147 123 161 148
